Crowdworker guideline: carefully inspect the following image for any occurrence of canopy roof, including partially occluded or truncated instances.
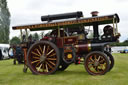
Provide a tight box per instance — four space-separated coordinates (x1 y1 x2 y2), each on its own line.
12 13 119 31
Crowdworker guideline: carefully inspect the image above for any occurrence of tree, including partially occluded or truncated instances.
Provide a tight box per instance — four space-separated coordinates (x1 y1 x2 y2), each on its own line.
123 38 128 43
87 30 93 39
110 38 128 46
40 32 44 38
0 0 10 43
10 36 21 45
33 33 39 41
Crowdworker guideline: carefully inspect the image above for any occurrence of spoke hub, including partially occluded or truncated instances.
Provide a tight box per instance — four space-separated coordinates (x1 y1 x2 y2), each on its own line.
94 61 99 67
40 55 46 63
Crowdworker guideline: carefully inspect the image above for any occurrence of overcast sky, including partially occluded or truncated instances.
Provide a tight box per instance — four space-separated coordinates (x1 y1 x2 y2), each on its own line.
7 0 128 42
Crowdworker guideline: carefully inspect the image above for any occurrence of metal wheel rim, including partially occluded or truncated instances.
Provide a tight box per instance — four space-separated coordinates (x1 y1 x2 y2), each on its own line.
27 41 59 74
85 52 109 75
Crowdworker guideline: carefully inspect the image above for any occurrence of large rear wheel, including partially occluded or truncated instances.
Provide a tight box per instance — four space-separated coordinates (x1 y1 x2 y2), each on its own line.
27 41 60 75
84 51 110 75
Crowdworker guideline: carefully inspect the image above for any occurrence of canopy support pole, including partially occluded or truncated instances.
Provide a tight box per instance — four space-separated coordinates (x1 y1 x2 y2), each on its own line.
20 29 23 42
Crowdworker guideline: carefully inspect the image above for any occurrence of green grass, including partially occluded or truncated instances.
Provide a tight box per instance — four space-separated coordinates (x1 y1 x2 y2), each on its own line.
0 53 128 85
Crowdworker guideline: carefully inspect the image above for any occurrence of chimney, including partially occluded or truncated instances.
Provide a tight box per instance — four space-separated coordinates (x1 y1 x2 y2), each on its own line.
91 11 99 17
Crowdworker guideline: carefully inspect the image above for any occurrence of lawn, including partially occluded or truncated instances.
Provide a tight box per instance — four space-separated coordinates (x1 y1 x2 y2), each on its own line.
0 53 128 85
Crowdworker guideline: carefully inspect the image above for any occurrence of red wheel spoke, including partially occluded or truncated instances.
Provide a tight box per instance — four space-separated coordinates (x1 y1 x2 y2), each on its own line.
47 58 57 61
94 55 97 61
43 45 46 55
90 57 94 62
36 49 41 56
99 59 105 63
96 67 102 72
39 45 43 54
94 66 98 72
37 64 42 71
88 64 93 68
48 61 56 66
35 61 40 67
32 51 41 57
46 62 53 70
48 53 56 57
46 46 50 53
31 60 40 64
45 64 49 72
94 66 96 70
33 57 40 59
88 61 94 65
97 56 101 61
96 67 100 72
99 64 106 70
47 49 54 56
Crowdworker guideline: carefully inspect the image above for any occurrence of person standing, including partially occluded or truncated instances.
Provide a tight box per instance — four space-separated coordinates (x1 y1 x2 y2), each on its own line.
105 45 112 53
0 49 3 60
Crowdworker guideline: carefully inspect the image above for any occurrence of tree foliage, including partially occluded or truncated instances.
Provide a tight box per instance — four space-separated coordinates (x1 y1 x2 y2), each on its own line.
0 0 10 44
111 38 128 46
40 32 44 38
32 33 39 41
10 36 21 45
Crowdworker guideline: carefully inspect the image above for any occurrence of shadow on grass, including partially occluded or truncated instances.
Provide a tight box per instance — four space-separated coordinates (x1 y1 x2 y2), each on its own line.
22 70 88 76
56 70 88 76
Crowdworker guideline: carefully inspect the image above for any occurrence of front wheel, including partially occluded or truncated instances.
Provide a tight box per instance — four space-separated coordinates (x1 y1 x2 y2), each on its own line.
84 51 110 75
27 41 60 75
104 51 114 71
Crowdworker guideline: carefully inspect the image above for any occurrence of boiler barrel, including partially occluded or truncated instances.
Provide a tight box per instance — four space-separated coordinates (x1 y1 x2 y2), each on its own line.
75 43 106 53
41 11 83 22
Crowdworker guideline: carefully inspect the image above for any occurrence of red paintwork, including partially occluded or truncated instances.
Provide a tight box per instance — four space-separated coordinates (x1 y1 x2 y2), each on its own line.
56 38 63 48
41 37 49 40
64 36 78 45
75 44 90 53
22 48 27 64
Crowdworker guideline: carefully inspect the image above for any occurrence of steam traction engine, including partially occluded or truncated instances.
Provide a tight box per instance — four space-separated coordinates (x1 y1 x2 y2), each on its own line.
12 11 120 75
